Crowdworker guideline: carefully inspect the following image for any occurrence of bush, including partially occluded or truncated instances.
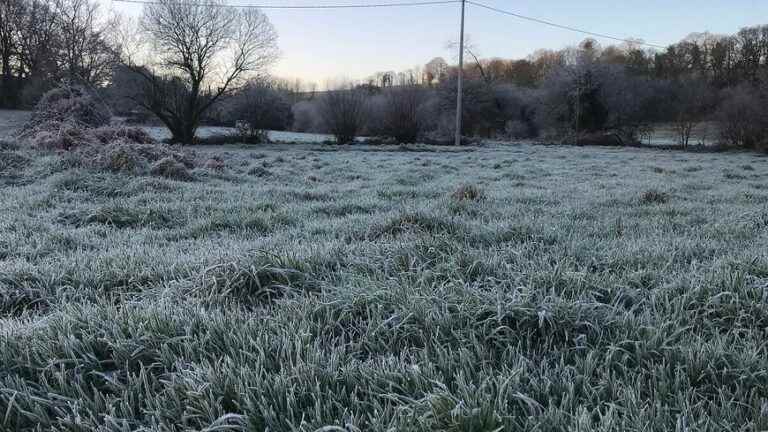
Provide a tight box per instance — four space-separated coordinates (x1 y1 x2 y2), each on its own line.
505 120 533 139
291 100 324 133
319 87 368 144
537 63 656 144
436 76 499 138
715 85 768 150
378 85 426 143
221 80 292 140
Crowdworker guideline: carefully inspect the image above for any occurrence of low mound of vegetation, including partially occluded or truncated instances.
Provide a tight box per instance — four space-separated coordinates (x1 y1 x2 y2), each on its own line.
17 85 196 179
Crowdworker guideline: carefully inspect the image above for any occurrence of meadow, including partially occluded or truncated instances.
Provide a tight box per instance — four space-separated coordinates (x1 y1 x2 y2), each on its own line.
2 139 768 431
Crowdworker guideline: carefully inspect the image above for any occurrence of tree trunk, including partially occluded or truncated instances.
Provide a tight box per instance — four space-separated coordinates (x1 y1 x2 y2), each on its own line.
169 120 198 145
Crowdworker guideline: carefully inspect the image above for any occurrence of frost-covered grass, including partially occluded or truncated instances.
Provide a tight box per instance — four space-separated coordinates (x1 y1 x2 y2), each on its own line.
2 142 768 431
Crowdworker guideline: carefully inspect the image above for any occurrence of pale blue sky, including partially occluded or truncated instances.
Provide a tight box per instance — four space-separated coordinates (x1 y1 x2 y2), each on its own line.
107 0 768 84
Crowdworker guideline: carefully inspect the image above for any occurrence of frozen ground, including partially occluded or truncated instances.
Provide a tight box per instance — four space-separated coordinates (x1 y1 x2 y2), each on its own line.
2 139 768 430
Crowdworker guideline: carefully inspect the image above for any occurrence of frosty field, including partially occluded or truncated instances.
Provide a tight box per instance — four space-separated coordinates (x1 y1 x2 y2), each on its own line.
2 141 768 431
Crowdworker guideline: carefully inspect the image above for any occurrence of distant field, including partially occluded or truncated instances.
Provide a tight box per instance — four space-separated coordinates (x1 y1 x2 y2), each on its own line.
643 122 720 147
2 139 768 430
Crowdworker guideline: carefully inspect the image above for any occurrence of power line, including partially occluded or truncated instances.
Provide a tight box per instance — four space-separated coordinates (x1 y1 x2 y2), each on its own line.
112 0 460 9
114 0 667 50
465 0 666 49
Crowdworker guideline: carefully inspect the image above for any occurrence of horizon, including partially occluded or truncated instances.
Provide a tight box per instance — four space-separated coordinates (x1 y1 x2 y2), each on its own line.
104 0 768 84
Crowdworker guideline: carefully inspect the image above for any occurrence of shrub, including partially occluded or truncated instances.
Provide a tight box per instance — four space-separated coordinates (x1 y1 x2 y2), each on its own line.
715 85 768 150
436 76 499 138
379 85 426 143
222 80 293 138
505 120 533 139
233 128 270 145
291 100 324 133
319 87 368 144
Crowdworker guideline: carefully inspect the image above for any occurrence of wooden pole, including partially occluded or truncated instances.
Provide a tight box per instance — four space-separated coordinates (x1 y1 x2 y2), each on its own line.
454 0 465 146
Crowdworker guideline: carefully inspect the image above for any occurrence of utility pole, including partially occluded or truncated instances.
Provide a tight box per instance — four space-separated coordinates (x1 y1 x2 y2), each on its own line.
454 0 465 146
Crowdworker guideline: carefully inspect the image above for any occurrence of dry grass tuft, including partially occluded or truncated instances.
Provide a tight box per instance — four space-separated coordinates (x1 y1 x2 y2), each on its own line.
150 157 193 181
451 183 485 202
640 189 670 204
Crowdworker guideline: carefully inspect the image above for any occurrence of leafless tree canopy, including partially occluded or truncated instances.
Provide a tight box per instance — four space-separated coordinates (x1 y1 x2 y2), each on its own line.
126 0 278 143
0 0 115 107
380 85 426 143
319 87 368 144
54 0 118 86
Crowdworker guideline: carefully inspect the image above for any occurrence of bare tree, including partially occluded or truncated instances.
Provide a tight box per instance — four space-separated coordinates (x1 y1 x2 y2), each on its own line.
716 84 768 149
670 79 712 148
126 0 278 144
424 57 448 86
53 0 118 86
16 0 58 88
319 86 367 144
0 0 25 106
222 78 292 142
380 85 426 143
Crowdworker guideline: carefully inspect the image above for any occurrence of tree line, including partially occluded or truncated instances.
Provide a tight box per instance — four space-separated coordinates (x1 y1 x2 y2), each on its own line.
2 0 768 149
249 26 768 148
0 0 118 108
